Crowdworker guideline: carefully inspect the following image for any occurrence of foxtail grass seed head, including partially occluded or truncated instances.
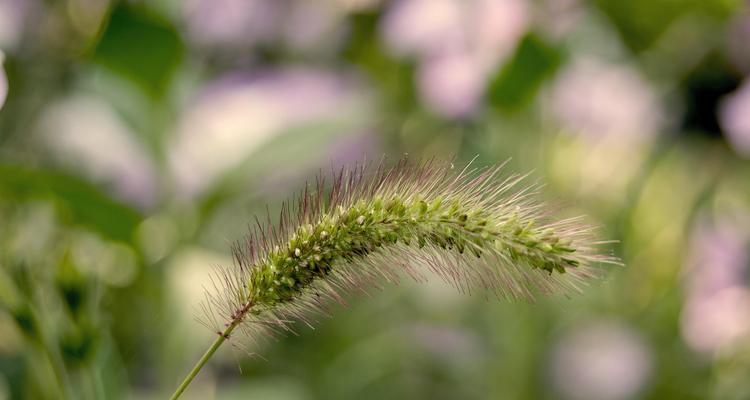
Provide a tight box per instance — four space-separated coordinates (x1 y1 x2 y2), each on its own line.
200 158 619 342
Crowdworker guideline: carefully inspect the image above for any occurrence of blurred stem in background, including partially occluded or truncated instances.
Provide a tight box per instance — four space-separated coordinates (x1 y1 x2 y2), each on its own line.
2 262 74 399
1 0 750 398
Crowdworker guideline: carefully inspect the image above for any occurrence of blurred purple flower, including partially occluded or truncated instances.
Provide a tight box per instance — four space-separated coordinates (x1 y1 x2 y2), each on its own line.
282 1 344 53
684 219 748 298
726 14 750 75
38 96 158 208
381 0 528 118
169 68 368 197
0 0 30 51
549 58 663 142
472 0 529 69
550 321 652 400
417 53 484 118
184 0 345 54
682 287 750 355
183 0 282 49
538 0 584 39
682 218 750 354
0 52 6 111
719 79 750 157
380 0 465 58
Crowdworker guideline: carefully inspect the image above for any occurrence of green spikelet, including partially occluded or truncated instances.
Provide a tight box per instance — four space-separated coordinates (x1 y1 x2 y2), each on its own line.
171 158 619 400
201 158 618 340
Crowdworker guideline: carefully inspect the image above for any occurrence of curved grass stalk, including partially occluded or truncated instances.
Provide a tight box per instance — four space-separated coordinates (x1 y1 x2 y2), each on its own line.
170 158 618 399
169 319 240 400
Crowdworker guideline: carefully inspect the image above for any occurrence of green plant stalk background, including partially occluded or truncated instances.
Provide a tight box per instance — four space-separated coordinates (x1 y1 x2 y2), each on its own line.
2 0 750 398
169 163 611 398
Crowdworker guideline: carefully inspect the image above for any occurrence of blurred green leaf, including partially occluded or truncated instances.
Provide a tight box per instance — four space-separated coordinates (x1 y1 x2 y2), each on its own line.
594 0 739 51
56 253 88 317
92 4 184 97
344 12 418 112
0 164 141 243
487 34 562 112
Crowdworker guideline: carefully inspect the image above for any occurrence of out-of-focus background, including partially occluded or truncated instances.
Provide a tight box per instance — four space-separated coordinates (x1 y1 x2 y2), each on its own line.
1 0 750 399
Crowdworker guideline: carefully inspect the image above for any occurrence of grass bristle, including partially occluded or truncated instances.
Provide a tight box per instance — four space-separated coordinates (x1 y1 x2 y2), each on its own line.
199 157 619 343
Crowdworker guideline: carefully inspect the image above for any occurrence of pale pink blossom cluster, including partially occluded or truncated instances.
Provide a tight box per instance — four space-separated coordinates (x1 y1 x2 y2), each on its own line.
681 217 750 354
0 0 29 51
169 69 369 197
0 0 30 111
380 0 529 117
549 57 663 142
183 0 343 54
720 80 750 157
719 13 750 158
550 321 652 400
0 52 6 111
184 0 281 49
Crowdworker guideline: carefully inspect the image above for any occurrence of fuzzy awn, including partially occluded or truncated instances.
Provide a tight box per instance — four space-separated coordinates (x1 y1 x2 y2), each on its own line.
170 159 618 399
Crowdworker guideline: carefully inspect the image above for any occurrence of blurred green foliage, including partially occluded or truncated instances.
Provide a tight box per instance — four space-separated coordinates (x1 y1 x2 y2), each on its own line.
93 5 184 98
0 0 749 399
0 165 142 243
488 34 562 111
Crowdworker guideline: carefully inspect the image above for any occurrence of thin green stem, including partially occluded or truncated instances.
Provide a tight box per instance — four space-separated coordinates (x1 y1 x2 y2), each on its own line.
27 296 73 399
169 318 240 400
